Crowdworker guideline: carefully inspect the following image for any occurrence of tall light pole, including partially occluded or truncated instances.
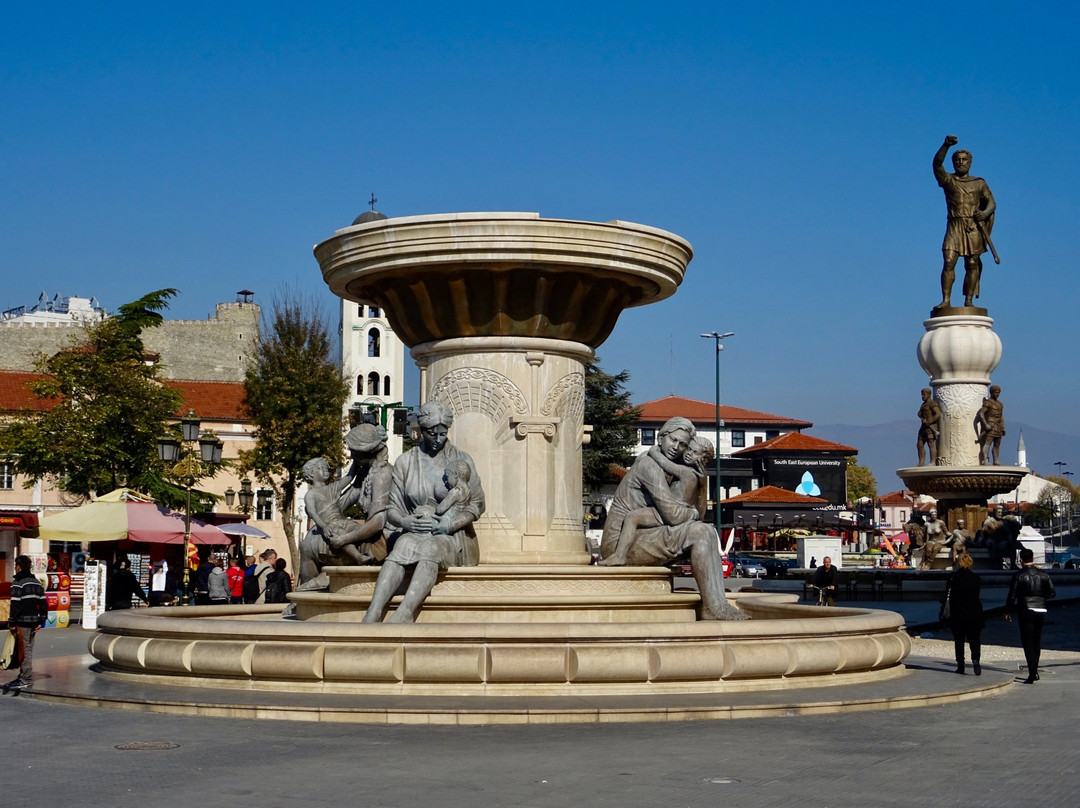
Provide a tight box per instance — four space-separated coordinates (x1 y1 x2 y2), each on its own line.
701 331 734 546
1053 461 1068 551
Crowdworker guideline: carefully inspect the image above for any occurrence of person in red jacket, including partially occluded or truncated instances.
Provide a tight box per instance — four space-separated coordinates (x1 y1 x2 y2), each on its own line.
226 557 245 604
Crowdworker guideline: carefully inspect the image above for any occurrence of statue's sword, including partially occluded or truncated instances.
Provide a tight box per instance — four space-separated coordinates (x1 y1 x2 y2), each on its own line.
976 220 1000 265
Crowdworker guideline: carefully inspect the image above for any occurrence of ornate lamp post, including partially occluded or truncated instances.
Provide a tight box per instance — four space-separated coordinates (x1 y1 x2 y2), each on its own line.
700 331 734 544
224 478 255 560
158 412 224 605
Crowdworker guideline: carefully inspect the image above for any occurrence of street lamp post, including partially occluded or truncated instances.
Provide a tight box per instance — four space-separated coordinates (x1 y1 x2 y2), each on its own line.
700 331 734 548
224 478 255 559
158 412 224 605
1053 461 1068 551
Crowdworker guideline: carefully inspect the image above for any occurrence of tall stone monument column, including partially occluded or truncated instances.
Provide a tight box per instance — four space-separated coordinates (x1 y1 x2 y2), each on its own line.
316 212 691 566
916 314 1001 467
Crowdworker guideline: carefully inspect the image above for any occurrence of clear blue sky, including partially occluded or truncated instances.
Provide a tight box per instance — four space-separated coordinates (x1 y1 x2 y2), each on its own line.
3 3 1078 443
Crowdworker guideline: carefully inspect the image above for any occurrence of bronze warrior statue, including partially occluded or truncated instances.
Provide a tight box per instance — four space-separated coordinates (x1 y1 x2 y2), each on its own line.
916 387 941 466
934 135 997 309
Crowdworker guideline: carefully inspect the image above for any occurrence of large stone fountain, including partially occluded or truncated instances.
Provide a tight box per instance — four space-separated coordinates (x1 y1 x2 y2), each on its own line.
87 212 909 712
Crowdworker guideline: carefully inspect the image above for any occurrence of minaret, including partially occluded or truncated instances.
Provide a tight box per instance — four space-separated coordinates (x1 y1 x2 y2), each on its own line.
1017 429 1026 469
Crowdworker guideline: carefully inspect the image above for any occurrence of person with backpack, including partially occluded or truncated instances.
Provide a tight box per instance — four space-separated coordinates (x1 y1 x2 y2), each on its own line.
243 548 276 604
263 557 293 604
5 555 48 691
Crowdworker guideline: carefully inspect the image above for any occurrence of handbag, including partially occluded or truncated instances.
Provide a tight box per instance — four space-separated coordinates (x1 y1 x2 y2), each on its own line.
939 584 952 622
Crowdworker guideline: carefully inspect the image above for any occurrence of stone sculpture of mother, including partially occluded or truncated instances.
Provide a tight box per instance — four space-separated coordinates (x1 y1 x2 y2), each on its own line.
362 400 486 623
599 416 745 621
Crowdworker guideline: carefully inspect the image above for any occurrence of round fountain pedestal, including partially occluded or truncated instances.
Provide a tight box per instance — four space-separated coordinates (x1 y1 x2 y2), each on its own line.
899 311 1027 567
315 212 692 561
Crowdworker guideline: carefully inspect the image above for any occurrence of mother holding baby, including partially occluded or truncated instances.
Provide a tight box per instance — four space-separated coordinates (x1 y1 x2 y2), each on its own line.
363 400 485 623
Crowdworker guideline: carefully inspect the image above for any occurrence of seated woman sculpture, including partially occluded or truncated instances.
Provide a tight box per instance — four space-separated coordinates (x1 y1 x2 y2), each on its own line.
363 400 485 623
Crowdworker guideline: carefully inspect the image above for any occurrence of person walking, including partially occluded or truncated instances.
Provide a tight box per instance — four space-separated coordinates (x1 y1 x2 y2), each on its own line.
5 555 48 690
946 553 984 675
1005 547 1056 683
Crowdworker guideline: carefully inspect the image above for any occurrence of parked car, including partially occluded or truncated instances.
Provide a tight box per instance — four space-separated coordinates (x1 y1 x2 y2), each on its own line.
752 555 799 578
729 553 766 578
670 556 734 578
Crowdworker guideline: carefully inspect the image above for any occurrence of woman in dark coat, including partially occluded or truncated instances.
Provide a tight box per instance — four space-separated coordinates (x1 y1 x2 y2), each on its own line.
947 552 984 675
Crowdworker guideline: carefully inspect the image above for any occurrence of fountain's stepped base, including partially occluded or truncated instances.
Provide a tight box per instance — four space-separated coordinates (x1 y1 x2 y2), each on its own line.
89 593 911 697
292 565 700 623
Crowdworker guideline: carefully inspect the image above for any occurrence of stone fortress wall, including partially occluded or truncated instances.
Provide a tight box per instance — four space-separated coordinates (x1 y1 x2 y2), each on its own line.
0 302 260 382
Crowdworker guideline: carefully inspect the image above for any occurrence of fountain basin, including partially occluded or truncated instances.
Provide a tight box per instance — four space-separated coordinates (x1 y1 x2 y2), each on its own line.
89 593 911 697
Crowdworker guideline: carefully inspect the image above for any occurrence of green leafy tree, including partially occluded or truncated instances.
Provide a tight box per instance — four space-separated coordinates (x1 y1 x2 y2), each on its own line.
845 457 877 501
0 290 184 501
582 359 640 492
241 292 350 570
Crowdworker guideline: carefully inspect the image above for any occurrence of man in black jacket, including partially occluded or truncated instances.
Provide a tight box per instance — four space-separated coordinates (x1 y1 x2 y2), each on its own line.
6 555 48 690
1005 548 1056 683
810 556 838 606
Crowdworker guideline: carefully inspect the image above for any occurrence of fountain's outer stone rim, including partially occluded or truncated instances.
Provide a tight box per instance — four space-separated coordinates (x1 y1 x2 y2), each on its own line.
89 593 911 697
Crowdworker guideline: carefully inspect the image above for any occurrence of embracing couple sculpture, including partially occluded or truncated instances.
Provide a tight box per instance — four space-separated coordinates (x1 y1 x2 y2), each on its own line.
599 416 746 621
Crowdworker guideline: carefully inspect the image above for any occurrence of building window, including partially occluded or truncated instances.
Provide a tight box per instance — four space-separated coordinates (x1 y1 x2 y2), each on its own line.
368 328 381 357
766 430 780 440
368 372 380 396
731 430 745 448
256 489 274 521
356 376 364 395
368 306 381 318
900 510 906 523
383 375 391 396
640 428 656 446
0 462 13 490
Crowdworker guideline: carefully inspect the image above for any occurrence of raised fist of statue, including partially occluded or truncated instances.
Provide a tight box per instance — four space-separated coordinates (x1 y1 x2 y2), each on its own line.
944 134 959 146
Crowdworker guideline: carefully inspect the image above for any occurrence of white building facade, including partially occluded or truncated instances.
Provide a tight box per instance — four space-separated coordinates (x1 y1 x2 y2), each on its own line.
340 298 406 459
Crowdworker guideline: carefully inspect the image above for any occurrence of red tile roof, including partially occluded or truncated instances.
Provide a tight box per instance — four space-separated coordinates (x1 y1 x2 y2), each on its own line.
634 395 812 428
169 380 248 421
732 431 857 455
0 370 248 422
721 485 828 504
0 372 52 412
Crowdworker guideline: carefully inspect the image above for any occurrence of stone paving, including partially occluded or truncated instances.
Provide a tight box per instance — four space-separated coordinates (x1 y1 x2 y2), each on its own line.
3 599 1078 806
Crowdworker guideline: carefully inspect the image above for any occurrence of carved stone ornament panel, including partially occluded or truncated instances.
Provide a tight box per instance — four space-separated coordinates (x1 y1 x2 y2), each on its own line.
935 383 985 466
430 367 529 425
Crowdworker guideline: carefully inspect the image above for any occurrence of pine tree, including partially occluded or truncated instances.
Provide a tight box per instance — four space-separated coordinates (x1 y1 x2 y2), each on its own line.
582 359 640 492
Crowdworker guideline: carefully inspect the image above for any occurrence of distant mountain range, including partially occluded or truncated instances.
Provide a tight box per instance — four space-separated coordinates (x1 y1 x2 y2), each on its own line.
809 421 1080 495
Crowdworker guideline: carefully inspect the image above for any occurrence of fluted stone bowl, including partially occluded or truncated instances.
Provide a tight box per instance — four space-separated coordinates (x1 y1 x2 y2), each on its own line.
314 212 693 348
